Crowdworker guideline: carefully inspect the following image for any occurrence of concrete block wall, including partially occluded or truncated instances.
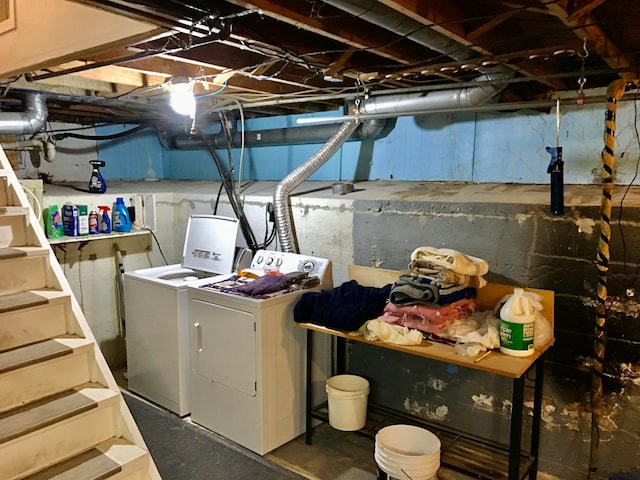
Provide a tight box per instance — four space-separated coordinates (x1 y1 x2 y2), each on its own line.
39 179 640 479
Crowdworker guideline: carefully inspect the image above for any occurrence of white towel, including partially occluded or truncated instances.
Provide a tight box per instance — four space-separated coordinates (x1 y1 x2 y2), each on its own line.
410 246 489 276
357 320 423 346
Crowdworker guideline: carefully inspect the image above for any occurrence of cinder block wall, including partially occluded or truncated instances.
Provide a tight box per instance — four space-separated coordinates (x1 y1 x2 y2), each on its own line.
345 190 640 479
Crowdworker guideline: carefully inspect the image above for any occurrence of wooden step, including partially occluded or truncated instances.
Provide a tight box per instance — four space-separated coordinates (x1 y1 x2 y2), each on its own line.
0 386 121 479
0 289 71 351
0 247 50 295
0 337 93 413
0 206 31 248
23 438 150 480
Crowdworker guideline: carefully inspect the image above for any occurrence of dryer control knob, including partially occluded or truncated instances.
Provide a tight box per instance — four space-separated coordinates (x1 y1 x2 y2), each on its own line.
301 260 315 273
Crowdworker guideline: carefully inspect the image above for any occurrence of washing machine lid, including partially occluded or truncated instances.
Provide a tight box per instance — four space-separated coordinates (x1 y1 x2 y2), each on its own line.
182 215 239 275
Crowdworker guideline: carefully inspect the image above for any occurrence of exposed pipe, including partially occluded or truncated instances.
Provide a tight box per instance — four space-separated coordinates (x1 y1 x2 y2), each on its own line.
357 74 505 117
0 136 56 162
156 118 393 149
274 121 359 253
0 93 48 135
322 0 512 79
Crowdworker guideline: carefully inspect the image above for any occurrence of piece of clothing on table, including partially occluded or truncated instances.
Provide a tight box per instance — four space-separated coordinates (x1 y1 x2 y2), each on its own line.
294 280 392 331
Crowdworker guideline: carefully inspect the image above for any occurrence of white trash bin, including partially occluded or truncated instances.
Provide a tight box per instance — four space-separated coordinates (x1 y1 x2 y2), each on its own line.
326 374 369 431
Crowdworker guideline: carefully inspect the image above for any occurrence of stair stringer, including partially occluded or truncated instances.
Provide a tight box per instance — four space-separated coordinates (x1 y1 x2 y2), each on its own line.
0 147 161 479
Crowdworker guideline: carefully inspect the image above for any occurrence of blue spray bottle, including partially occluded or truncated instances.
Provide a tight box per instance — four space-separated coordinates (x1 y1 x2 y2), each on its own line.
98 205 111 233
89 160 107 194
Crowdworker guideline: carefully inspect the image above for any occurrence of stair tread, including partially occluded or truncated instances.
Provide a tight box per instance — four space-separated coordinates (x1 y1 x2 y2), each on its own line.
0 246 49 260
23 438 148 480
0 336 91 373
0 386 118 444
0 206 29 216
0 291 49 314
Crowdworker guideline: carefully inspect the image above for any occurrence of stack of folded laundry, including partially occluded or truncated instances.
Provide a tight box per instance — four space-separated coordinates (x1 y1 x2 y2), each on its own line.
378 246 489 335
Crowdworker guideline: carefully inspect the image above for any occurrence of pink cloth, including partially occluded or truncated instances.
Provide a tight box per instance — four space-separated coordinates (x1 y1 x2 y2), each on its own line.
379 298 479 334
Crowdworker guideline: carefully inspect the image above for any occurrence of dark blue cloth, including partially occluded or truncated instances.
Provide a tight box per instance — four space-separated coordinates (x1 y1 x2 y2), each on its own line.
294 280 392 331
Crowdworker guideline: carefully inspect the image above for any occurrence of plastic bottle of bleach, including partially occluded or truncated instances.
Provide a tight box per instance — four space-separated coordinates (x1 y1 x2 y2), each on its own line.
499 288 536 357
112 197 131 232
98 206 111 233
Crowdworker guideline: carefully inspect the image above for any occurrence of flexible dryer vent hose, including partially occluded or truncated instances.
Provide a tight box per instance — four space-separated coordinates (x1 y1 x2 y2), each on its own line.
589 78 632 474
274 121 359 253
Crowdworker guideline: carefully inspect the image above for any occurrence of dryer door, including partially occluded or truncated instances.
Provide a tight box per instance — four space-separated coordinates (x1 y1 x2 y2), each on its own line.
190 298 257 396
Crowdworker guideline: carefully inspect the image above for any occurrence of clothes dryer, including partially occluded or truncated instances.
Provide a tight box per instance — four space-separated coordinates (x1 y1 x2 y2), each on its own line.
187 249 332 455
124 215 241 416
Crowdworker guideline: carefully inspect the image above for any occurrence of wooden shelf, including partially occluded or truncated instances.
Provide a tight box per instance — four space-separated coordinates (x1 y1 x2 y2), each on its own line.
47 230 150 245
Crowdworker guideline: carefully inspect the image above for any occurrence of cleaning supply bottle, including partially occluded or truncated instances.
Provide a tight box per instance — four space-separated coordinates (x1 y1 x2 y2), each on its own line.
499 288 536 357
112 197 131 232
78 205 89 236
62 202 79 237
88 160 107 194
89 209 99 234
98 205 111 233
44 204 63 239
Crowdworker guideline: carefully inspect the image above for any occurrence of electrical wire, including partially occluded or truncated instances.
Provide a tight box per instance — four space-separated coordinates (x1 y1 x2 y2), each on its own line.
51 124 151 141
616 89 640 281
20 185 42 223
140 226 169 266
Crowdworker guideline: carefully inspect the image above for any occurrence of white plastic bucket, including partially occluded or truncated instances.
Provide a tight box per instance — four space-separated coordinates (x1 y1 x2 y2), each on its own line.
374 424 441 480
326 374 370 431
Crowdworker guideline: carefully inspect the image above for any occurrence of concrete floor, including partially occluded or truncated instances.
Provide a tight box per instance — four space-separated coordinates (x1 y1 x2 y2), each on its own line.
115 369 475 480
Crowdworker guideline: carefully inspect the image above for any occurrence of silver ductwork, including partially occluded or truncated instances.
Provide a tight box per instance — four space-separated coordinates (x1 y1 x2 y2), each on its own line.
322 0 513 79
358 74 504 117
157 118 392 150
0 94 48 135
274 121 359 253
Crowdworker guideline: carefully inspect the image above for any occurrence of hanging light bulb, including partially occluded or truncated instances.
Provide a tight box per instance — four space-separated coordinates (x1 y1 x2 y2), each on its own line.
169 77 196 118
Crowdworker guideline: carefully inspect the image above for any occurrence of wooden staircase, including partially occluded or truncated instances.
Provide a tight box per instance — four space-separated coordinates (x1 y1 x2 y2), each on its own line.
0 148 161 479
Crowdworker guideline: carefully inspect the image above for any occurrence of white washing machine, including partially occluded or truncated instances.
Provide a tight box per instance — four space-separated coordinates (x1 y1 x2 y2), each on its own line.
187 249 332 455
123 215 241 416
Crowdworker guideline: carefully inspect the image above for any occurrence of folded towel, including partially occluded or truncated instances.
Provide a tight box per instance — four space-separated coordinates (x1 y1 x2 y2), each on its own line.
410 246 489 276
389 274 477 306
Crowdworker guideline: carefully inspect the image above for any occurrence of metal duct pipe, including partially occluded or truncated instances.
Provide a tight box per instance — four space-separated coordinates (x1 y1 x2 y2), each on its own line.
358 75 504 116
274 121 359 253
0 94 48 135
157 118 392 150
323 0 513 79
323 0 474 61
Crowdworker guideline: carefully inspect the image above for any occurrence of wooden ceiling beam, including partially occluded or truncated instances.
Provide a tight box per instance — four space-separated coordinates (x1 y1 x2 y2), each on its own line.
543 0 638 81
222 0 417 64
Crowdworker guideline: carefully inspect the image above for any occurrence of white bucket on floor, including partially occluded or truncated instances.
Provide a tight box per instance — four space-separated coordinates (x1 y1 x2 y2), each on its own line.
326 374 369 431
374 424 441 480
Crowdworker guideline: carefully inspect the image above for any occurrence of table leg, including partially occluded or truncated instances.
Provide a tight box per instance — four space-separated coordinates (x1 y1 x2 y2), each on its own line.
305 329 313 445
529 355 545 479
509 375 525 479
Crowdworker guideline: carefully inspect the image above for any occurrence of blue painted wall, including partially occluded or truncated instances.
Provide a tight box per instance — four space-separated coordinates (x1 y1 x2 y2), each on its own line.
96 96 639 185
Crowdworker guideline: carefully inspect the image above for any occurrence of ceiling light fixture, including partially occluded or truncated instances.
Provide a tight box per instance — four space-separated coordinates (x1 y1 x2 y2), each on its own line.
169 77 196 118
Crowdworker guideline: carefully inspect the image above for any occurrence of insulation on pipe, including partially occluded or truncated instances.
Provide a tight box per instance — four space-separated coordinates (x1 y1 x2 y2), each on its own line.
590 78 632 475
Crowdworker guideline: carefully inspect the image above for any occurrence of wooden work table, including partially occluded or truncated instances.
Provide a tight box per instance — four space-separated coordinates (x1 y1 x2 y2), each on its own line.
296 264 555 480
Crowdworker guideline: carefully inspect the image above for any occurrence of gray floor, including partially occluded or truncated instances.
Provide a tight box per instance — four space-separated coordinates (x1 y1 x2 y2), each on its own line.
118 382 474 480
